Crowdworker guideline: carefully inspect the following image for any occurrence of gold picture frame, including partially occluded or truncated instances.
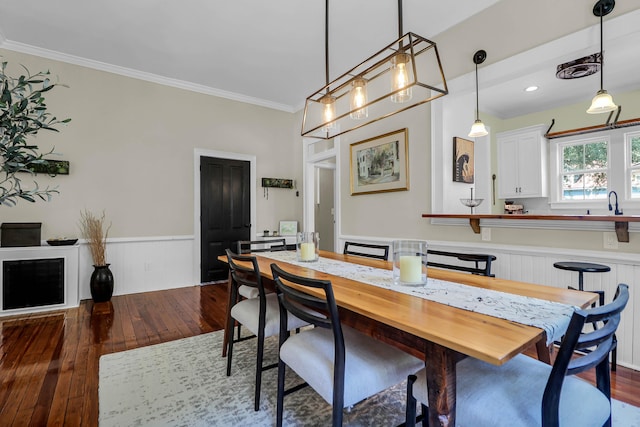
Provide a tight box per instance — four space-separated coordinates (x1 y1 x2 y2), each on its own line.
350 128 409 196
453 136 474 183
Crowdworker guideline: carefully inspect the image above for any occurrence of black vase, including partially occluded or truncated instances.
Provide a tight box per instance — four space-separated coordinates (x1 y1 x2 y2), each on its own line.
90 264 114 302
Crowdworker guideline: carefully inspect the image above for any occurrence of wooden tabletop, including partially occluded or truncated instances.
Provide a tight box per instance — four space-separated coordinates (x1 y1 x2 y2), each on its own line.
247 250 597 366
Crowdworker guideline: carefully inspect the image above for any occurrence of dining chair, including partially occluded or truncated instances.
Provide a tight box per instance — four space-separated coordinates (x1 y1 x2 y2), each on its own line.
343 241 389 260
237 238 287 254
271 263 424 426
405 283 629 427
224 249 309 411
426 249 496 277
236 239 287 299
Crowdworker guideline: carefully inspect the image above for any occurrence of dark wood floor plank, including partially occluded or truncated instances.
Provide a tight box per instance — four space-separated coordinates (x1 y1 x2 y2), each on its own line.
0 282 637 425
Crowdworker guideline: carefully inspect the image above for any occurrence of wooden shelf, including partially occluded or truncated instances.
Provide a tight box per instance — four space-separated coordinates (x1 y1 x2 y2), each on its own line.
421 214 640 242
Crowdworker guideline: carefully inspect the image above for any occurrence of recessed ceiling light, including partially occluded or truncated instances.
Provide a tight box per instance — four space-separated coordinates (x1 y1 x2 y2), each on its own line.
525 86 539 92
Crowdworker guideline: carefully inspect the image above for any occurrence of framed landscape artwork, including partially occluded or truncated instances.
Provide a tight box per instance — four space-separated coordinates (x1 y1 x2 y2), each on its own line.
278 221 298 236
350 128 409 196
453 136 474 183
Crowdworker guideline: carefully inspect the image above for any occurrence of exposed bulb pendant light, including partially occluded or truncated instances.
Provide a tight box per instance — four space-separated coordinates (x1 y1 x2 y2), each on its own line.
390 0 412 103
468 49 488 138
587 0 617 114
349 77 368 119
301 0 448 139
321 0 336 131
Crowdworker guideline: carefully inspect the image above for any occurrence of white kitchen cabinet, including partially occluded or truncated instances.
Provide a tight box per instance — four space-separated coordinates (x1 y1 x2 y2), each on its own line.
497 124 548 199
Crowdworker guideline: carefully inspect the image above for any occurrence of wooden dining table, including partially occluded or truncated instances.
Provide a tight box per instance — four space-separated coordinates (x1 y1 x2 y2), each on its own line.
220 250 598 426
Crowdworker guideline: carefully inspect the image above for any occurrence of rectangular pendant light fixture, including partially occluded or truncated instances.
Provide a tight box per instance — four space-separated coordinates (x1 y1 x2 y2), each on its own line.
301 32 448 139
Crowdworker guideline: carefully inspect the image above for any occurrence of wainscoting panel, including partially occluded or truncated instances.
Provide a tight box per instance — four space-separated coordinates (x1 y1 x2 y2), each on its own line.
340 235 640 370
78 236 195 301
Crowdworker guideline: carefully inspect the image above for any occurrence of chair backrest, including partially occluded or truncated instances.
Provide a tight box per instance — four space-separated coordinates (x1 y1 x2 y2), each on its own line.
237 238 287 254
225 249 267 300
542 283 629 425
270 263 346 381
272 263 361 422
426 249 496 277
343 241 389 261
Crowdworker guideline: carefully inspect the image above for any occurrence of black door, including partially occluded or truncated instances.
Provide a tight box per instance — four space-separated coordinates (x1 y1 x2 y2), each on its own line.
200 157 251 282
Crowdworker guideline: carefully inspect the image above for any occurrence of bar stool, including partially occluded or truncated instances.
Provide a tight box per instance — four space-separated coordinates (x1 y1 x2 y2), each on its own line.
553 261 617 370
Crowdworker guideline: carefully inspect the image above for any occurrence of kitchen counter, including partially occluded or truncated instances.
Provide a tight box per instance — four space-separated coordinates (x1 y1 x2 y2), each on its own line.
421 214 640 242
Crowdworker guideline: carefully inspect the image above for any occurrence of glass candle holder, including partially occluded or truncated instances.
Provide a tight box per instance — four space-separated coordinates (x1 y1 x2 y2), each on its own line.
297 232 319 262
392 240 428 285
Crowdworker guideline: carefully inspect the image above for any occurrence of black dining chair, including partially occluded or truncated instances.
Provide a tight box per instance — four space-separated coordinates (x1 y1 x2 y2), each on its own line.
271 263 423 426
343 241 389 260
237 238 287 254
224 249 309 411
235 239 287 300
405 283 629 427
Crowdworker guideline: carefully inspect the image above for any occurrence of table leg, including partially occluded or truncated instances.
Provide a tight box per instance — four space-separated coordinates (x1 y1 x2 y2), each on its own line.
424 341 457 427
535 337 552 364
222 270 233 357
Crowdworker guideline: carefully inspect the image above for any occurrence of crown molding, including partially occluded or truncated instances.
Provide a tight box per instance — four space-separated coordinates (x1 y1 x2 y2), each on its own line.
0 40 296 113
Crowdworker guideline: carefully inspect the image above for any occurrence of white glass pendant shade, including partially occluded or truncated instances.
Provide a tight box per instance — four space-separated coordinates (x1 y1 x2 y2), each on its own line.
320 94 336 130
586 89 617 114
390 53 413 103
468 119 488 138
349 77 368 119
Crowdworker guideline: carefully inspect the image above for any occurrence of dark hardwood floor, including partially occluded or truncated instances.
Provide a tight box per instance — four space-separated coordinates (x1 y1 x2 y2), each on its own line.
0 283 638 426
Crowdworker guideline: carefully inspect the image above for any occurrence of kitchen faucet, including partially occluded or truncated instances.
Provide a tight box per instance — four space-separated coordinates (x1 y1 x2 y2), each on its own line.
608 190 623 215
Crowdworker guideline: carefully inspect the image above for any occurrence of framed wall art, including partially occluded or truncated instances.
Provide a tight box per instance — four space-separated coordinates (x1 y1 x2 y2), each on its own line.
453 136 474 183
350 128 409 196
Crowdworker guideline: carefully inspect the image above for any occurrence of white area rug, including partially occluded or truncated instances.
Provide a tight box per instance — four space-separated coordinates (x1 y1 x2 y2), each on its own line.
99 331 640 426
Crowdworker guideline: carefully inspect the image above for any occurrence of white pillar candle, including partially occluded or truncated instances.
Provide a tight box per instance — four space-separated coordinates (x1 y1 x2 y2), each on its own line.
300 242 316 261
399 255 422 283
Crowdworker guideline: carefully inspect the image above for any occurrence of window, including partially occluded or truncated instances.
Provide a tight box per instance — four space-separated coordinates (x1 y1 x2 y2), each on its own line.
628 132 640 199
560 138 608 200
550 125 640 210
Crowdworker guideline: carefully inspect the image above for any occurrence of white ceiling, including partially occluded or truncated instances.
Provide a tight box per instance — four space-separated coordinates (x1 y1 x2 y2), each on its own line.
476 8 640 119
0 0 499 112
0 1 637 119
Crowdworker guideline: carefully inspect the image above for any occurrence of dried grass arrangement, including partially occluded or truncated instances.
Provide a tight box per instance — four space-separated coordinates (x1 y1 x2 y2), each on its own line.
79 210 111 266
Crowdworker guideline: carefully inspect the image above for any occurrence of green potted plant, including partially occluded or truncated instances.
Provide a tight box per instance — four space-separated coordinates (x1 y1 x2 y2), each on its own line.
0 60 71 206
79 209 113 302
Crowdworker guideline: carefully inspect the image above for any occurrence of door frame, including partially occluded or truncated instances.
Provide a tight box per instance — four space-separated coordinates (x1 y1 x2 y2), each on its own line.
193 148 256 284
303 137 340 253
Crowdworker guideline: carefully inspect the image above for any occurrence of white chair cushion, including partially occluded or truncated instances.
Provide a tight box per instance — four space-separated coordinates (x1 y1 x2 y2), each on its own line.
238 285 259 299
280 325 424 408
230 293 308 337
412 354 610 427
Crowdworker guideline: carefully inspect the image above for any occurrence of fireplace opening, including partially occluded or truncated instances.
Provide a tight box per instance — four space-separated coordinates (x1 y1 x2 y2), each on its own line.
3 258 65 310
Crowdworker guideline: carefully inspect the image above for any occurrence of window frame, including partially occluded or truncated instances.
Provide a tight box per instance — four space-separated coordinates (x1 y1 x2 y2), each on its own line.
549 126 640 212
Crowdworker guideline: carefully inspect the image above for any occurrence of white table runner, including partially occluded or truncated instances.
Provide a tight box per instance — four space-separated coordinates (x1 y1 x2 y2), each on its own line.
259 251 577 344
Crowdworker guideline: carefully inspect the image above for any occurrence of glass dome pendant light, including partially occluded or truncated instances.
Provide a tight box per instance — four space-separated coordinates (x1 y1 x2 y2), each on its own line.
587 0 617 114
468 49 488 138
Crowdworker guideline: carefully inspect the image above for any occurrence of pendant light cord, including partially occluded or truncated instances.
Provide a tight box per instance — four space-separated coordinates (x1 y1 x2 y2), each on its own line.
325 0 330 90
397 0 403 39
475 62 480 121
599 3 604 91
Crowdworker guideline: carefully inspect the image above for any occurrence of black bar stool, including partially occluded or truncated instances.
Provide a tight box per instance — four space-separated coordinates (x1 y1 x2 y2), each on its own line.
553 261 617 370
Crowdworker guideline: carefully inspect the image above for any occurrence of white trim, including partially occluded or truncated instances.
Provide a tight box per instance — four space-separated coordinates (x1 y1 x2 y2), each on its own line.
193 149 256 284
0 40 295 113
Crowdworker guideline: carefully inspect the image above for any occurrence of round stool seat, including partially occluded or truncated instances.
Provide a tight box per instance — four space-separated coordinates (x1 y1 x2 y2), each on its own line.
553 261 611 291
553 261 611 274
